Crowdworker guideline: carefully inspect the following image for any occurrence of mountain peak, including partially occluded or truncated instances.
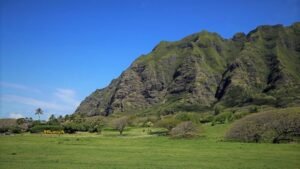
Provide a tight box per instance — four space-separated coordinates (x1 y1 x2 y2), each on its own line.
75 23 300 116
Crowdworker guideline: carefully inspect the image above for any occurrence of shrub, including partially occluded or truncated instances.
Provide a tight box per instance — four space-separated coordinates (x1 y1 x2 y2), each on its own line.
248 106 258 113
175 112 201 124
0 126 9 133
16 118 26 125
225 108 300 143
213 112 234 125
232 111 250 120
30 125 63 133
95 125 103 133
199 114 214 123
170 121 199 138
85 117 104 133
175 113 191 121
9 126 22 134
70 114 86 123
214 105 224 115
155 118 180 132
88 124 103 133
251 95 276 105
63 122 86 134
62 116 104 133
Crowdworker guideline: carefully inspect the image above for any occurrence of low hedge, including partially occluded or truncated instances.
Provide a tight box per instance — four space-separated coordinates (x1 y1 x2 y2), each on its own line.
30 125 63 133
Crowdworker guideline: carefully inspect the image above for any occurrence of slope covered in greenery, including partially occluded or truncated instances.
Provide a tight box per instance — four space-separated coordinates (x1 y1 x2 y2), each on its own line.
75 23 300 116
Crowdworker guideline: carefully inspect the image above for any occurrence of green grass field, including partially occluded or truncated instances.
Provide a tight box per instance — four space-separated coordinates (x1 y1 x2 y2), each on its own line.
0 124 299 169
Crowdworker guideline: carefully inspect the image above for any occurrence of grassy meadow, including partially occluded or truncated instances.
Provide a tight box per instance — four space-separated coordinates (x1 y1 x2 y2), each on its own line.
0 124 299 169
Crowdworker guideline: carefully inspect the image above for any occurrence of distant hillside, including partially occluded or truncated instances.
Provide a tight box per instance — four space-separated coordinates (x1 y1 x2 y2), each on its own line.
75 22 300 116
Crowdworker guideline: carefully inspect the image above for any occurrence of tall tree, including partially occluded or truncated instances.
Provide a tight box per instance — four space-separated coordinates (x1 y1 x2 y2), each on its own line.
35 108 43 121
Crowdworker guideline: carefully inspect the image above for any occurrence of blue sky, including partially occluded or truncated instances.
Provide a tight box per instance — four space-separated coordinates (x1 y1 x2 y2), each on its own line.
0 0 299 120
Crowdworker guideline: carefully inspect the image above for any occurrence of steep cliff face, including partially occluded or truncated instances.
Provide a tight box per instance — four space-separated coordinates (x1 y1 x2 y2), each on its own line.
75 23 300 116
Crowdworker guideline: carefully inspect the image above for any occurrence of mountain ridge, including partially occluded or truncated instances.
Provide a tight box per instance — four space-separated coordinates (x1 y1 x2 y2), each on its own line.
75 22 300 116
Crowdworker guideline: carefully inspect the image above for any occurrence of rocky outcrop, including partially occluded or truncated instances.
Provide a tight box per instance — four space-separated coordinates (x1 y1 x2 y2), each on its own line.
75 22 300 116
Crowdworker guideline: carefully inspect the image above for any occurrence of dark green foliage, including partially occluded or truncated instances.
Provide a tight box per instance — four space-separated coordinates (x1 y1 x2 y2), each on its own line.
64 114 70 121
31 120 42 126
248 106 258 113
225 107 300 143
231 111 250 121
9 126 22 134
174 112 201 124
30 125 63 133
175 113 192 121
250 95 277 105
16 118 26 125
62 123 77 134
62 116 104 134
63 122 87 134
199 114 214 123
48 114 60 125
87 118 104 133
212 112 234 125
0 126 9 133
214 105 224 115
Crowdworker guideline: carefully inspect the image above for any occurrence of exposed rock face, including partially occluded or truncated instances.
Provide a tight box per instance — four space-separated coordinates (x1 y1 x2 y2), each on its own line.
75 23 300 116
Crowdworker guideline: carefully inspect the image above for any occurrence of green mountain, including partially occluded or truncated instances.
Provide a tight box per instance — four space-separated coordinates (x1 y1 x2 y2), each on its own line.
75 23 300 116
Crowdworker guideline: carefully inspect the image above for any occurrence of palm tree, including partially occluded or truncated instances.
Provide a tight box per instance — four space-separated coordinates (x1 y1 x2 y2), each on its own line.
35 108 43 121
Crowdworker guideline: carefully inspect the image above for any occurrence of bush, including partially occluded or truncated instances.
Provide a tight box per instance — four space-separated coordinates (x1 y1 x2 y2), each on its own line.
62 116 104 134
248 106 258 113
155 117 180 132
251 95 276 105
175 112 201 124
88 124 103 133
199 114 214 123
63 122 86 134
0 126 9 133
225 108 300 143
175 113 191 121
213 112 234 125
16 118 26 125
30 125 63 133
214 105 224 115
170 121 199 138
86 117 104 133
9 126 22 134
232 111 250 121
